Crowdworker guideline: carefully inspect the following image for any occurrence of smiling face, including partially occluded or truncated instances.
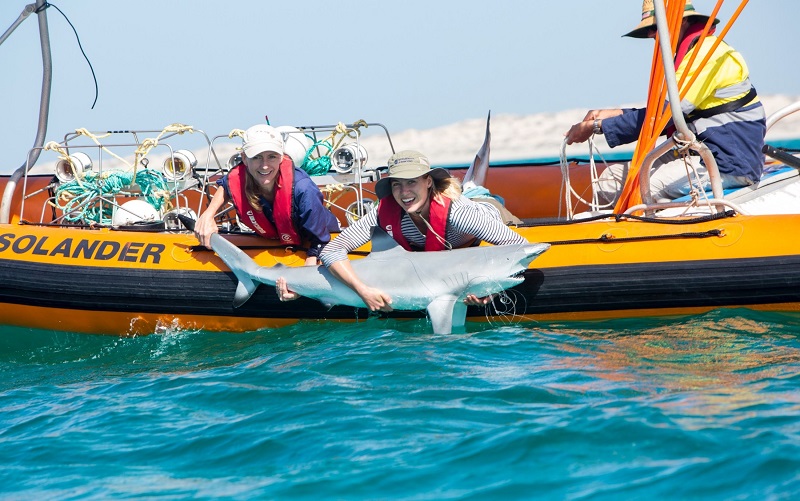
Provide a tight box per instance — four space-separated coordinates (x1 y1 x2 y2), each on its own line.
243 150 283 193
391 174 433 215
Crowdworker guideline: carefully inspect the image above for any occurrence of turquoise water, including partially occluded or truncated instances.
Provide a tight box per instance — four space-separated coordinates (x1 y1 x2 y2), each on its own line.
2 309 800 499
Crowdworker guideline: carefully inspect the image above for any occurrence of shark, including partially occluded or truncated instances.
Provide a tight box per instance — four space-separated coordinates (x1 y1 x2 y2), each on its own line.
183 216 549 334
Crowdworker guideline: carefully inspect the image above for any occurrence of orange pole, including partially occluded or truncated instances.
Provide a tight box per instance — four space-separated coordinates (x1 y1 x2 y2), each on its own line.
678 0 748 99
614 0 749 212
614 0 684 212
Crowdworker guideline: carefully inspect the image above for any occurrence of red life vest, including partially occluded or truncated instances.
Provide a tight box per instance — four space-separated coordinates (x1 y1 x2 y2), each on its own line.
377 193 452 251
226 155 302 245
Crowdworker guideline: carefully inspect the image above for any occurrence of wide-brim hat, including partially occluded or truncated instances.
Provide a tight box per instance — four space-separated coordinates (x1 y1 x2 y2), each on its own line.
375 149 450 199
624 0 719 39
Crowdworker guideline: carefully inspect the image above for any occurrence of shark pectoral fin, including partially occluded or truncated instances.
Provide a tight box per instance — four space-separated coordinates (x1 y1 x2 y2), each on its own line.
451 301 467 329
208 233 260 308
426 295 467 335
232 278 258 308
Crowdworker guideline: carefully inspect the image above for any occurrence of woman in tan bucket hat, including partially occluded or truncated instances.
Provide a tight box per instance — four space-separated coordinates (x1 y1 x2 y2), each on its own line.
563 0 765 205
275 149 527 310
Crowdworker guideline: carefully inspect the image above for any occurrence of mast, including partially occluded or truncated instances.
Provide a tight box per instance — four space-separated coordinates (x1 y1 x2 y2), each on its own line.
642 0 722 205
0 0 52 224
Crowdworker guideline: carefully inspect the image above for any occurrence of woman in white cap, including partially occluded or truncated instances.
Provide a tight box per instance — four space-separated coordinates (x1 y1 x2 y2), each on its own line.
564 0 765 204
276 149 526 310
195 124 339 265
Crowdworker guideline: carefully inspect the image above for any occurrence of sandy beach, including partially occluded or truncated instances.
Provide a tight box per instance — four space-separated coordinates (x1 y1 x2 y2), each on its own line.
27 94 800 176
356 94 800 169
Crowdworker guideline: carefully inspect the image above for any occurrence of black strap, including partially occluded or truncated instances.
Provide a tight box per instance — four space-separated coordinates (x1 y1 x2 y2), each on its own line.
687 86 758 120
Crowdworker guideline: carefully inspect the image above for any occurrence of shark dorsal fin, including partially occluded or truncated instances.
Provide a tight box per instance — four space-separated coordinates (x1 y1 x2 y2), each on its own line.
369 226 408 255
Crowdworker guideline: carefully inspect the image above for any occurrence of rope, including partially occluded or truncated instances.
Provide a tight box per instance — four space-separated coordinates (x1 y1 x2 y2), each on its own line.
559 136 615 218
54 169 173 224
73 129 134 169
68 123 196 182
302 140 333 176
301 120 370 176
546 228 722 246
320 182 350 207
131 123 195 178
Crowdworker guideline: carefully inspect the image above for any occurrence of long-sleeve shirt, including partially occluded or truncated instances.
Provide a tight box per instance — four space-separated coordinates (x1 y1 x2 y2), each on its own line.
602 35 766 183
220 167 339 258
320 195 526 266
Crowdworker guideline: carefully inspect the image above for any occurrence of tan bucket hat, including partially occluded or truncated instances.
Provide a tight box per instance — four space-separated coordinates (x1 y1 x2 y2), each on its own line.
624 0 719 39
375 150 450 199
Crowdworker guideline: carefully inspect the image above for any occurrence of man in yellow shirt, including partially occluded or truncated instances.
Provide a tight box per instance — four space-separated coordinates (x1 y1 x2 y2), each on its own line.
565 0 766 204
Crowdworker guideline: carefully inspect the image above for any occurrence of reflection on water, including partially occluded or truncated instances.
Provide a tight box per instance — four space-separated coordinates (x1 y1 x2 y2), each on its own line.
541 310 800 428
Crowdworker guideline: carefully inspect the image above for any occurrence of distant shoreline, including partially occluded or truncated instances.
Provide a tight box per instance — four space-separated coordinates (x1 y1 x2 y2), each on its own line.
12 94 800 176
359 94 800 169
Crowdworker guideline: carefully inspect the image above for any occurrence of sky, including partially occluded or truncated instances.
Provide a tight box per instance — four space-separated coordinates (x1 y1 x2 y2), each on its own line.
1 0 799 173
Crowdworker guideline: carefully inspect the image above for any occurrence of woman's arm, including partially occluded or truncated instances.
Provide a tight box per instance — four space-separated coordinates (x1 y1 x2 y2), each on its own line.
293 177 339 260
275 180 333 301
194 185 228 249
450 197 526 246
318 207 393 310
275 254 386 304
319 207 377 267
327 259 393 311
278 204 381 304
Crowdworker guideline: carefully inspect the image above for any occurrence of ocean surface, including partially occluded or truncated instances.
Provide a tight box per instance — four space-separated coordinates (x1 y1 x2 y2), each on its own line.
2 308 800 500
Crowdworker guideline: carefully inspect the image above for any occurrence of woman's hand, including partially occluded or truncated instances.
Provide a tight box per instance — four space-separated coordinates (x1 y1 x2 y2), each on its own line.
464 294 494 306
275 256 318 302
194 212 218 249
194 186 227 249
356 286 394 312
275 277 300 302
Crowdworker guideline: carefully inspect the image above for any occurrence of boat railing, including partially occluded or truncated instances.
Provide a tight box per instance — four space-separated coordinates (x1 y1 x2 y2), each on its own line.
200 121 394 229
12 127 221 228
290 121 394 224
766 100 800 135
3 121 396 230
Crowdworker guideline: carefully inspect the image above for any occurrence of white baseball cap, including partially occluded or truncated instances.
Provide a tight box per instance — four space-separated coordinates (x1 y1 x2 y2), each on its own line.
242 124 284 158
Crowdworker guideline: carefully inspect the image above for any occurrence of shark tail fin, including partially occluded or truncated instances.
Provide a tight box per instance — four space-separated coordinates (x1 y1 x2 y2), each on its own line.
208 233 263 308
179 215 262 309
232 277 259 308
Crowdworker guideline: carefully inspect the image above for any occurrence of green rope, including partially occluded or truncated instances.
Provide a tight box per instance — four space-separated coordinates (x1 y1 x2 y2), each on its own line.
301 140 333 176
54 169 172 224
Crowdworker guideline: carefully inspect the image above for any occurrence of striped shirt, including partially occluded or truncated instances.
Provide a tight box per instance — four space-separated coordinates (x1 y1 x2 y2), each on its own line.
320 195 526 266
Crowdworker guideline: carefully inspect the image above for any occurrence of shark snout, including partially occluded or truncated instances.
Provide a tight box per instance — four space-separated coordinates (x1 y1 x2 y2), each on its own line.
500 243 550 281
522 243 550 265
